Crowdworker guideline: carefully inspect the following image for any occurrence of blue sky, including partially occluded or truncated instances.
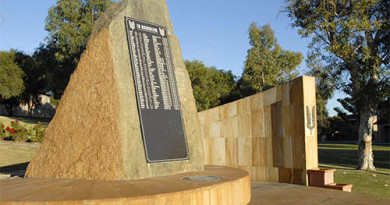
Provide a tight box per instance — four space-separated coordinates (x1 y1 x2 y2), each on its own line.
0 0 346 116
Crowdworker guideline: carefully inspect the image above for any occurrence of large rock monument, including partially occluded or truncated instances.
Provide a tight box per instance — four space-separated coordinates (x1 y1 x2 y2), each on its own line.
26 0 204 180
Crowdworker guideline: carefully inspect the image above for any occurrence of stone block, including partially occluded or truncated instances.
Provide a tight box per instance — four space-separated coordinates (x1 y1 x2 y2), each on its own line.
271 102 284 168
292 135 306 169
238 113 252 138
305 136 318 169
225 137 238 166
282 105 292 137
221 117 238 138
292 168 305 185
220 101 237 119
238 138 252 166
210 138 226 165
289 77 304 105
203 138 211 165
276 85 282 102
302 76 316 106
265 137 273 167
263 88 277 106
269 167 279 182
252 137 266 167
252 166 266 181
202 124 210 139
237 98 251 115
290 105 305 138
209 121 221 138
251 109 264 138
278 167 292 183
281 83 290 105
250 93 263 111
197 111 209 126
264 106 272 139
209 107 220 122
283 136 293 168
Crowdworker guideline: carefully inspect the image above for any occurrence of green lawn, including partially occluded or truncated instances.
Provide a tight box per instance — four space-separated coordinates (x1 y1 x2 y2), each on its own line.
0 116 50 128
0 143 40 167
319 143 390 199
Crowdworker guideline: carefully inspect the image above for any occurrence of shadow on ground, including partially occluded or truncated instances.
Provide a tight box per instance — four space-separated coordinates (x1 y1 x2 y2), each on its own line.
319 148 390 169
0 162 29 177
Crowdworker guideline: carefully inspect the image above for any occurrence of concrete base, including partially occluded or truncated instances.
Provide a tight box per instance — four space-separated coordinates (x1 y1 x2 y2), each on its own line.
0 166 250 204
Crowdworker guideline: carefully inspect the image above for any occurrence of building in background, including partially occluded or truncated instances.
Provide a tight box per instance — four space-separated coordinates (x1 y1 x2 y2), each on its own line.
0 94 56 118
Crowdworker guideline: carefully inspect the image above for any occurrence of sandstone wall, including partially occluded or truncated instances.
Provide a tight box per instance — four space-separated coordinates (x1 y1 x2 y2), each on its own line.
199 76 318 185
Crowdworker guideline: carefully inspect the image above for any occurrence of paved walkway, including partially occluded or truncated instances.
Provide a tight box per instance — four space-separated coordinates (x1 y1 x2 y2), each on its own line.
250 181 389 205
1 174 388 204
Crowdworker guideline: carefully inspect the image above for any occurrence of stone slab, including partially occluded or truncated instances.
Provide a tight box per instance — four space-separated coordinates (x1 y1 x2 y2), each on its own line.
1 166 250 205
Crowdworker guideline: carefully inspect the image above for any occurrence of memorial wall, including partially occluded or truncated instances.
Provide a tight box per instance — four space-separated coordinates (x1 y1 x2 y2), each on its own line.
198 76 318 185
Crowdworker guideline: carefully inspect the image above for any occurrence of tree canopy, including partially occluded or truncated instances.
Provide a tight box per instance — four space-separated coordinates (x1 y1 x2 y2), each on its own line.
14 51 48 116
238 23 303 97
185 60 236 111
44 0 112 98
0 51 25 100
286 0 390 171
46 0 112 61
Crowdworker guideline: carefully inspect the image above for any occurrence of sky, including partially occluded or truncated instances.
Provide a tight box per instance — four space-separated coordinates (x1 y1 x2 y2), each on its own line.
0 0 346 116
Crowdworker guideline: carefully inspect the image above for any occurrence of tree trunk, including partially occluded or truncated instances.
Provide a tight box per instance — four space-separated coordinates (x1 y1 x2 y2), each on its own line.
27 99 33 117
357 110 376 171
4 103 13 116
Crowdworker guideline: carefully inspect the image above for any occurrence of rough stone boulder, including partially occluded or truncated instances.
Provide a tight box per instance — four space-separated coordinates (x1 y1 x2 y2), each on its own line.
25 0 204 180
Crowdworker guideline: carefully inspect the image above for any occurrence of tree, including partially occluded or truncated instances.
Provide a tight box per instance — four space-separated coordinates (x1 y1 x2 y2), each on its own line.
185 60 236 111
0 51 25 115
238 23 303 97
45 0 112 98
14 51 48 116
0 51 25 100
286 0 390 171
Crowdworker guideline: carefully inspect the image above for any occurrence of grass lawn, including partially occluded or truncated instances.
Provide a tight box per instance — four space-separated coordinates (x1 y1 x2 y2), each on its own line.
0 142 40 167
0 115 51 128
319 143 390 199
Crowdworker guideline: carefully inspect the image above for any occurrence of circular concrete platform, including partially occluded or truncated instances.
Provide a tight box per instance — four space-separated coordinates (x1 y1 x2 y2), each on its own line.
0 165 251 204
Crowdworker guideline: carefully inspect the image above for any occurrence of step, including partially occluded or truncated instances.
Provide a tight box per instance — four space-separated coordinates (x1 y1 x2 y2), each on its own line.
324 183 353 192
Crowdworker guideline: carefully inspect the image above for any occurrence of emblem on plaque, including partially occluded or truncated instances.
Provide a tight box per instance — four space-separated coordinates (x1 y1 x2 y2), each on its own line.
159 27 165 37
129 21 135 30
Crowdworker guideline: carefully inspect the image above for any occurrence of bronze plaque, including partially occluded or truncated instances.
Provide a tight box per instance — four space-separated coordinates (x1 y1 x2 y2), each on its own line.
125 17 188 162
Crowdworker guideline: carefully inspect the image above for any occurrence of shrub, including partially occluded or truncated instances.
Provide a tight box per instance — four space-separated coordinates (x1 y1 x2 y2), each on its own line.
30 122 46 142
6 120 30 142
1 120 46 143
0 124 6 140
